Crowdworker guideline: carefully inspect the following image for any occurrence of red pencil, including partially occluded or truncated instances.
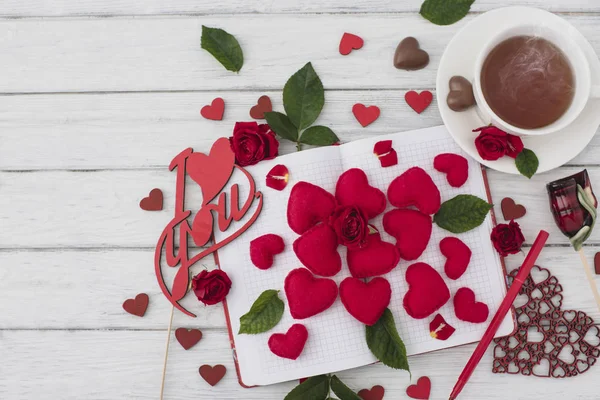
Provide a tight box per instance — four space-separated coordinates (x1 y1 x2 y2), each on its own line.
449 230 549 400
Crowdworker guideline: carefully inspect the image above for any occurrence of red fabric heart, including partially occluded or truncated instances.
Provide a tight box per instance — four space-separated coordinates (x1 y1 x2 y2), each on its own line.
339 32 364 55
434 153 469 188
352 104 380 127
404 263 450 319
383 209 432 261
347 231 400 278
358 385 385 400
501 197 527 221
440 237 472 280
268 324 309 360
175 328 203 350
335 168 386 219
266 164 289 191
405 90 433 114
374 140 398 168
454 287 489 323
287 181 337 235
200 97 225 120
122 293 149 317
249 95 272 119
140 188 163 211
199 364 226 386
293 223 341 277
340 277 391 325
406 376 431 399
250 234 285 270
387 167 441 215
284 268 338 319
187 138 235 205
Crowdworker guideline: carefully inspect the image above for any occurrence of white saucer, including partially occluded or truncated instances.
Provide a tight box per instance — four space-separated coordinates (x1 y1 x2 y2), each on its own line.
436 7 600 174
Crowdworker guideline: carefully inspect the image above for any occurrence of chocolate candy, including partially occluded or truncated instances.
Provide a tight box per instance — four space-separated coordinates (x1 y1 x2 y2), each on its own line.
446 76 475 112
393 37 429 71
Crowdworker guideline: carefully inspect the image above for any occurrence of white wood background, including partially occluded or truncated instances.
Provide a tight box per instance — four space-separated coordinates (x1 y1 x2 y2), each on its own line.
1 1 600 399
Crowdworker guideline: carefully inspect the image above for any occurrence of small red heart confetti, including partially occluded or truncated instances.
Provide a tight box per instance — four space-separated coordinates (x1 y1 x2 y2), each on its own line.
429 313 456 340
199 364 226 386
501 197 527 221
339 32 364 55
406 376 431 399
454 287 489 323
268 324 309 360
434 153 469 188
250 234 285 270
140 188 163 211
250 95 272 119
373 140 398 168
200 98 225 120
266 164 289 191
358 385 385 400
595 252 600 275
405 90 433 114
122 293 149 317
352 104 380 127
175 328 203 350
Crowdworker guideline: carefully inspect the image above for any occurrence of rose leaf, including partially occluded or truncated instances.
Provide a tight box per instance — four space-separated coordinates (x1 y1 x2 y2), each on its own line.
283 62 325 131
515 148 539 179
330 375 362 400
201 26 244 72
434 194 492 233
365 308 410 371
238 289 284 334
264 111 299 142
420 0 475 26
299 126 339 146
284 375 330 400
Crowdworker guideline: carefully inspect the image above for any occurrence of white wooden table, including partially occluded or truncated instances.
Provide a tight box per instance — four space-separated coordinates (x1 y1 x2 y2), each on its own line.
1 1 599 399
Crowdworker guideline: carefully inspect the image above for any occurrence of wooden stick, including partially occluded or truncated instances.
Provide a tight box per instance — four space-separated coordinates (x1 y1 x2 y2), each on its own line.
159 304 175 400
578 248 600 313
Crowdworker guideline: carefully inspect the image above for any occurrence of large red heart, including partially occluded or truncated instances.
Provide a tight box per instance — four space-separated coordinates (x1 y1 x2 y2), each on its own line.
139 188 163 211
122 293 149 317
347 231 400 278
284 268 338 319
434 153 469 188
405 90 433 114
339 32 364 55
387 167 441 215
293 223 341 277
200 97 225 120
358 385 385 400
440 237 471 280
340 277 391 325
249 95 272 119
250 234 285 270
287 181 337 235
406 376 431 399
335 168 386 219
187 137 235 205
352 104 380 127
268 324 309 360
454 287 489 323
199 364 226 386
383 209 432 261
404 263 450 319
175 328 203 350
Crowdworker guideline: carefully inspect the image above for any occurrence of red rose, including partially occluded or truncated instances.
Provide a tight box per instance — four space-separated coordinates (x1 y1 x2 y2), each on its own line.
505 134 524 159
490 220 525 257
191 269 232 305
473 126 524 161
329 206 369 249
229 122 279 167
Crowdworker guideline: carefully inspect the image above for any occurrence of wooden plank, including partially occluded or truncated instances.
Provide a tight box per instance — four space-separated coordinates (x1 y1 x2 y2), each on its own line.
0 15 599 92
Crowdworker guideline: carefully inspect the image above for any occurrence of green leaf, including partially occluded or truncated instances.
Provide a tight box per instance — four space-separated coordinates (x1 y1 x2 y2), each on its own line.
433 194 492 233
515 148 539 179
264 111 298 142
284 375 330 400
419 0 475 26
330 375 362 400
299 126 339 146
365 309 410 371
283 62 325 130
238 290 284 334
201 26 244 72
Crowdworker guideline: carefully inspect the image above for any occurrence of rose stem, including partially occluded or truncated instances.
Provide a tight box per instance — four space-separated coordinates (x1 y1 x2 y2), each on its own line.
159 304 175 399
578 248 600 313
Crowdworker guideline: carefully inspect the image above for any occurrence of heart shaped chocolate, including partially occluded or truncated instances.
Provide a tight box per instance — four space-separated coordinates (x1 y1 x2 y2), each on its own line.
446 76 475 112
394 37 429 71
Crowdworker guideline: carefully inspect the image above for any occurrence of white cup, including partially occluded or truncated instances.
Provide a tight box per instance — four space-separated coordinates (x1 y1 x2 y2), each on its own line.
473 24 600 136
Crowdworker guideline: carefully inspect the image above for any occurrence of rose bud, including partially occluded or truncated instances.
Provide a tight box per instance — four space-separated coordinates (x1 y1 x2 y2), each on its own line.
329 205 369 249
547 169 597 250
473 126 524 161
490 220 525 257
191 269 232 305
229 122 279 167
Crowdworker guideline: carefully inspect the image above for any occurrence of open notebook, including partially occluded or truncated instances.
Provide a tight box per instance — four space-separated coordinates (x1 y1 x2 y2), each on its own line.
213 125 515 387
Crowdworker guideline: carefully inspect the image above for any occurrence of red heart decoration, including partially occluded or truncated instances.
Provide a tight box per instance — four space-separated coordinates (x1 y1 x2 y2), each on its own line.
266 164 289 191
250 234 285 270
284 268 338 319
268 324 309 360
501 197 527 221
358 385 385 400
405 90 433 114
383 209 432 261
335 168 386 219
340 277 391 325
293 223 341 277
199 364 226 386
287 181 337 235
595 252 600 275
122 293 149 317
387 167 441 215
175 328 203 350
440 237 472 280
406 376 431 399
403 263 450 319
200 97 225 120
339 32 364 55
249 95 272 119
454 287 489 323
139 188 163 211
434 153 469 188
187 137 235 205
347 231 400 278
352 104 380 127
